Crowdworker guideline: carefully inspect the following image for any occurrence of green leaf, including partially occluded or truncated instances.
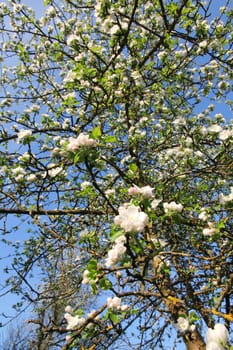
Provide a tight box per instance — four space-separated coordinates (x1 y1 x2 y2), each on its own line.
87 259 98 272
91 126 102 139
129 163 138 173
103 135 117 143
110 227 125 241
73 153 80 164
189 311 200 322
109 312 119 323
99 277 112 290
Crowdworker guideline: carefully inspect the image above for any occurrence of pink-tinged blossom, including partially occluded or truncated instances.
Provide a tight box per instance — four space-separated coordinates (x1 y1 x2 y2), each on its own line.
163 201 183 213
114 205 149 232
128 185 154 198
139 185 154 198
206 324 229 350
67 133 96 151
128 185 141 196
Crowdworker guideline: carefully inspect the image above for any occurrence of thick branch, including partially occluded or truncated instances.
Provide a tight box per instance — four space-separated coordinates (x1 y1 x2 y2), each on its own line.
0 207 105 216
158 275 206 350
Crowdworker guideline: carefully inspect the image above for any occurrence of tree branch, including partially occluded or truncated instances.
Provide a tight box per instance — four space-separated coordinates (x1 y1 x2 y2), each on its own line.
0 207 105 216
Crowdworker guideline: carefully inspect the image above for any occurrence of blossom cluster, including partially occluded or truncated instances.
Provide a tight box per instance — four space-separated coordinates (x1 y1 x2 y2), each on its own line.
206 323 229 350
64 308 86 330
82 269 92 284
114 204 149 232
105 235 126 266
175 317 196 333
219 187 233 204
163 201 183 213
17 129 32 143
64 306 100 332
128 185 154 198
107 296 128 311
198 208 209 221
202 222 216 236
12 166 26 182
66 133 96 151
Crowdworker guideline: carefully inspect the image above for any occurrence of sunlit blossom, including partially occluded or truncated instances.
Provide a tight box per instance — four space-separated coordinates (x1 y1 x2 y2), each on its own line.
206 323 229 350
105 235 126 266
107 296 128 311
17 129 32 143
64 313 86 330
67 134 96 151
114 205 149 232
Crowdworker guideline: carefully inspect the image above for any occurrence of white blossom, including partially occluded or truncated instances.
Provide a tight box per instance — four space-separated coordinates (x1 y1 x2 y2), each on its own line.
107 296 128 311
175 317 190 333
105 189 115 197
17 129 32 143
202 222 216 236
65 305 73 313
128 184 154 198
27 174 37 182
82 269 91 284
12 166 26 176
208 125 222 133
64 92 76 100
67 133 96 151
48 167 63 178
63 70 77 84
81 181 91 190
206 324 229 350
199 40 208 48
219 187 233 204
219 129 233 141
64 313 85 330
198 208 209 221
163 201 183 213
107 296 121 309
67 34 79 45
114 205 149 232
151 199 162 209
18 152 31 162
206 342 223 350
105 236 126 266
